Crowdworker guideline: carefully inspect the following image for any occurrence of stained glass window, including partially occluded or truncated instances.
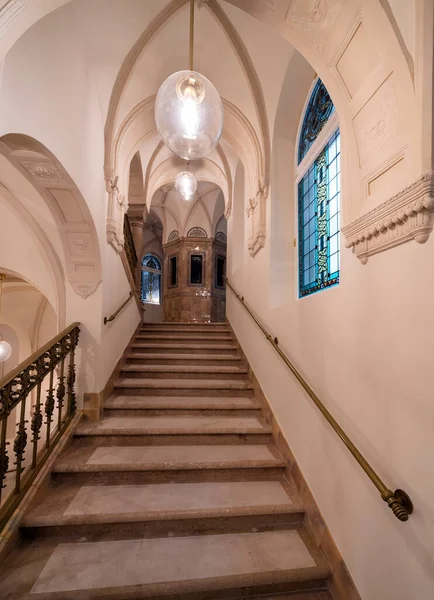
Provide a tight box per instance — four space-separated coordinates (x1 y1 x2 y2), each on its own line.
142 255 161 270
298 79 334 164
299 130 340 297
141 254 161 304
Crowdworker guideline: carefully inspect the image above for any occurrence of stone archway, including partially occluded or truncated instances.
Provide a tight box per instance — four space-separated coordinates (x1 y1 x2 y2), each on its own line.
0 134 102 299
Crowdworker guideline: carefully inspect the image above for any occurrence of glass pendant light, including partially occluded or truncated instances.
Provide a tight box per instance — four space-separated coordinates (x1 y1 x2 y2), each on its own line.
0 275 12 364
0 340 12 363
155 0 223 160
175 167 197 200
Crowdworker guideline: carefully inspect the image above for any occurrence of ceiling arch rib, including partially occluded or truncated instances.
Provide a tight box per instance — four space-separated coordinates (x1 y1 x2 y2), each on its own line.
104 0 270 254
107 93 261 251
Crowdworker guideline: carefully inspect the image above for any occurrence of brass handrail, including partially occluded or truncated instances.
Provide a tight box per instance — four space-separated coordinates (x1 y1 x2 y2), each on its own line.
104 291 137 325
0 322 80 390
225 278 413 522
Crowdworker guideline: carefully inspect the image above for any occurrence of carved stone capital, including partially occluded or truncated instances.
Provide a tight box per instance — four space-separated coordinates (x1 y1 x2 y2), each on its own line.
129 216 145 230
342 171 434 264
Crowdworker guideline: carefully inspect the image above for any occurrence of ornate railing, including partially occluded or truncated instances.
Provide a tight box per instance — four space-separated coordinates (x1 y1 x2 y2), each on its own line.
226 279 414 522
124 214 138 280
0 323 80 528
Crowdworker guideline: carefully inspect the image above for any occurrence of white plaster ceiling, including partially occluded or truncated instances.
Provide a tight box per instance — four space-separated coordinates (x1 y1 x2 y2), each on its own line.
151 180 225 242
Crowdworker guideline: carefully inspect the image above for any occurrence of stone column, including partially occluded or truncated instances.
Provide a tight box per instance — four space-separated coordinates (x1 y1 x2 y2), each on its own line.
128 217 145 259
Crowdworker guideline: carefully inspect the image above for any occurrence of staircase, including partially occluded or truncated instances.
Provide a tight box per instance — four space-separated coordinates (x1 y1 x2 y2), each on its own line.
0 322 334 599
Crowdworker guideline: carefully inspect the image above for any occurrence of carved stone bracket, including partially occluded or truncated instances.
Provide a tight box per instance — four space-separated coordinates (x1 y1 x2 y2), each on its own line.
247 181 268 256
342 171 434 264
105 172 126 253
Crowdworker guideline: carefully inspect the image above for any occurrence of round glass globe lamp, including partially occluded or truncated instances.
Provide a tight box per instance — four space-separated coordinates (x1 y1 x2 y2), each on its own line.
175 171 197 200
0 340 12 363
155 70 223 160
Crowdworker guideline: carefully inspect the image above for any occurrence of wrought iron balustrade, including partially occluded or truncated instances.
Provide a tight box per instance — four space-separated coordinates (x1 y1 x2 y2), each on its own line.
0 323 80 529
124 214 138 280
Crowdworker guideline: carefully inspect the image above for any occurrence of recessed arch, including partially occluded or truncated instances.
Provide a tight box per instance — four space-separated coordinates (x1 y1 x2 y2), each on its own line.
0 134 102 300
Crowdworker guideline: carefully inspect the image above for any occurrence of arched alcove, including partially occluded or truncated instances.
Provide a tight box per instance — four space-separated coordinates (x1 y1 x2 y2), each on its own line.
0 134 102 300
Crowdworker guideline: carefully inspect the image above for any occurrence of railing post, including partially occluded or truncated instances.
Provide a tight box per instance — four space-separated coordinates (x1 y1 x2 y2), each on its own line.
31 377 43 469
0 391 10 503
67 328 79 415
56 358 66 430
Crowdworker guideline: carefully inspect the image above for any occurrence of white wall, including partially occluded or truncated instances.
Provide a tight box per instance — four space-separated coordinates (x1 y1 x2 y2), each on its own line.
0 2 142 393
226 53 434 600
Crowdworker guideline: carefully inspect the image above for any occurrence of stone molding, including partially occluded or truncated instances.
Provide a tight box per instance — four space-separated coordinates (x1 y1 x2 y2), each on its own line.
342 171 434 264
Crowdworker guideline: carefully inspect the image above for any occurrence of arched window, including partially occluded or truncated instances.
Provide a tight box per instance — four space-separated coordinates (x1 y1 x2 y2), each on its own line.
297 79 340 298
141 254 162 305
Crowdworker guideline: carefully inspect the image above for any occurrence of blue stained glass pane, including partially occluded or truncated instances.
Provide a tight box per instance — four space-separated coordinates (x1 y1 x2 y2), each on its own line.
142 254 161 270
328 158 337 180
329 177 337 199
298 130 340 297
329 196 338 217
330 234 338 255
141 271 161 304
330 252 339 275
298 80 334 164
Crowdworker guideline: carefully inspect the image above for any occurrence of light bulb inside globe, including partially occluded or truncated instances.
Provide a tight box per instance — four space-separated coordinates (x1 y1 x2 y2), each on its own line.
155 70 223 161
175 171 197 201
0 340 12 363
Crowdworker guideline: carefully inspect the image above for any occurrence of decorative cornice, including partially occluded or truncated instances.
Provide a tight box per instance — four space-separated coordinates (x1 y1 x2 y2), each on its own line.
342 171 434 264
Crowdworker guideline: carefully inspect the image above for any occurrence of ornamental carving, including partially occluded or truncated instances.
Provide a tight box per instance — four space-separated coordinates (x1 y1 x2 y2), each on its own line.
353 78 398 165
215 232 227 243
73 282 100 299
168 230 179 242
343 171 434 263
285 0 345 52
246 181 269 218
187 227 207 238
21 161 63 183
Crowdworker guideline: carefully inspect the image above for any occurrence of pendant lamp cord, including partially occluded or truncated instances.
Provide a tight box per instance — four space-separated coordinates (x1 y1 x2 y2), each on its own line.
189 0 195 71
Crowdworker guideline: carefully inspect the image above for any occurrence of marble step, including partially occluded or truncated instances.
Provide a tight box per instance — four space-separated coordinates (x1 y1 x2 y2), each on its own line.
21 481 304 540
135 335 234 344
104 395 262 417
105 395 260 409
53 444 284 484
120 364 249 380
71 415 272 449
74 415 270 436
130 342 239 355
114 377 254 396
137 329 232 337
124 352 244 366
140 322 229 329
1 529 331 599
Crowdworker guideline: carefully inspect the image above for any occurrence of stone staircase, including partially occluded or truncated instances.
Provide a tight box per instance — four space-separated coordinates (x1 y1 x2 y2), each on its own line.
0 322 334 599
